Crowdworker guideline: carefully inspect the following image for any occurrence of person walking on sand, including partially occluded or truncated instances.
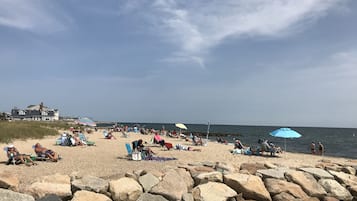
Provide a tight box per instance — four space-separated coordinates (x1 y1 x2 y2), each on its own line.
318 142 324 155
310 142 316 154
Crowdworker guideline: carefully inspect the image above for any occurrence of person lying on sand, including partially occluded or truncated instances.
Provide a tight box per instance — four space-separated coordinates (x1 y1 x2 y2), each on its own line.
6 145 37 166
34 143 59 162
175 144 201 151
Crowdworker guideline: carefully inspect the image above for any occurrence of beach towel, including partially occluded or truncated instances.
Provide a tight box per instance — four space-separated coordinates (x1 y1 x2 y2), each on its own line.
164 142 173 150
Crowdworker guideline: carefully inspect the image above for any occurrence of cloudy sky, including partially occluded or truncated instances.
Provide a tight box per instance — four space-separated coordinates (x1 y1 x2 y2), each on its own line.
1 0 356 127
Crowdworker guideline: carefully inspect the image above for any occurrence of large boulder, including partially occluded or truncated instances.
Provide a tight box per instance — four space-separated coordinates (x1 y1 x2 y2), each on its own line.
138 173 160 192
224 173 271 201
257 168 290 180
299 168 334 180
215 162 236 174
285 170 327 198
72 175 109 194
264 178 308 199
136 193 169 201
341 166 356 175
0 188 35 201
194 171 223 185
176 168 194 191
109 177 143 201
192 182 237 201
182 193 194 201
0 171 19 191
272 192 301 201
318 179 353 201
36 194 62 201
240 163 266 175
71 190 112 201
26 174 72 200
328 170 357 186
150 169 188 201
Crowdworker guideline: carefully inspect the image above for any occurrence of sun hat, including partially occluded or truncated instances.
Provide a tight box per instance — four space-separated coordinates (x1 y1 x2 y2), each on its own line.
8 144 14 148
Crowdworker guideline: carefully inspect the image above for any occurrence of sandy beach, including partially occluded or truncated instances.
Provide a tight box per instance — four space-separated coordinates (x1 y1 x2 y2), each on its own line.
1 129 356 190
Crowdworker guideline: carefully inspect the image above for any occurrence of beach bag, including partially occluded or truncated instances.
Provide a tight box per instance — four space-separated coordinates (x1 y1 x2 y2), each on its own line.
132 151 142 161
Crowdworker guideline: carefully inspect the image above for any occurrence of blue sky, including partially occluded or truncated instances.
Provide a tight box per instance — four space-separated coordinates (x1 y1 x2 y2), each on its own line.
1 0 357 127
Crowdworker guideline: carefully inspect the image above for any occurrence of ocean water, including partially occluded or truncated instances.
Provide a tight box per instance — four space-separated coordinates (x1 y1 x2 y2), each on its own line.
98 123 357 159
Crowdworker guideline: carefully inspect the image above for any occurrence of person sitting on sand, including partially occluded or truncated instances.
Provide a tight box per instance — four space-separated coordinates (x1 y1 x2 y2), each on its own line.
193 135 203 146
34 143 59 162
6 145 36 166
132 139 156 156
234 139 245 149
175 144 201 151
104 130 116 140
154 132 165 147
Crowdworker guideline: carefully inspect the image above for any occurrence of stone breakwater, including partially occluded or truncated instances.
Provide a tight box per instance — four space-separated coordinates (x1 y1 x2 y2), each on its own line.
0 159 357 201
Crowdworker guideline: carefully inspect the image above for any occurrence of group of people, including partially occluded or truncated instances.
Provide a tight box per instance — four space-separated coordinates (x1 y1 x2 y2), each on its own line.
310 141 324 155
6 143 59 166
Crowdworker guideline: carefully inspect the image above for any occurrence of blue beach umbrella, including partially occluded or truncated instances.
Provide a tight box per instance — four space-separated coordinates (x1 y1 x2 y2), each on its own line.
75 117 96 127
270 128 301 152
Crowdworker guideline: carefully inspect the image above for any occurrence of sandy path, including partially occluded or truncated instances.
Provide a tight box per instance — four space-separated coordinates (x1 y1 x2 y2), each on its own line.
1 129 355 189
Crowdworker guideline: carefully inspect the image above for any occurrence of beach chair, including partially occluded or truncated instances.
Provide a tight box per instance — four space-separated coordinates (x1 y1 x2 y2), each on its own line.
78 133 96 146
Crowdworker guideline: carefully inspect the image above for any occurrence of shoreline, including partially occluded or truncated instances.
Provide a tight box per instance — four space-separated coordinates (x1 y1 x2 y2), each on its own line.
1 129 356 190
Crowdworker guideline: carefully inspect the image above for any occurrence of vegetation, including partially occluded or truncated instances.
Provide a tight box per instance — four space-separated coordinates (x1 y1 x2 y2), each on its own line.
0 121 72 143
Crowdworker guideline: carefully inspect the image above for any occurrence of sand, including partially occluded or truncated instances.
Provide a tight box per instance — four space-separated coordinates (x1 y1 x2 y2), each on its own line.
1 129 356 189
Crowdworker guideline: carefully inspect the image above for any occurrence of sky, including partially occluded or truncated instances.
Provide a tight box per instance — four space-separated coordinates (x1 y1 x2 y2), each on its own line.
1 0 357 128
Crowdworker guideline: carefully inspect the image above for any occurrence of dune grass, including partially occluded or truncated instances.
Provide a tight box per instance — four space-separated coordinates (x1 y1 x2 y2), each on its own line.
0 121 72 143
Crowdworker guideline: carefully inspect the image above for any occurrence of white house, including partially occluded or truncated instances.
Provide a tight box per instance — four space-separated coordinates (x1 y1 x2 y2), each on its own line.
11 102 59 121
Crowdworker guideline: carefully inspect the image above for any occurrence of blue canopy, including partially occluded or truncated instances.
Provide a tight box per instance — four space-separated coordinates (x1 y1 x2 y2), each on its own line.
75 117 96 127
270 128 301 138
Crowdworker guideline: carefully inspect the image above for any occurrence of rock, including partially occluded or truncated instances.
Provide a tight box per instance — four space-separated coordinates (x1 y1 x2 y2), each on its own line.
194 171 223 185
341 166 356 176
323 196 340 201
176 168 194 191
215 162 236 174
328 170 357 186
264 162 278 169
299 168 334 180
124 172 137 180
150 169 188 201
272 192 301 201
256 168 290 180
0 171 19 191
136 193 169 201
138 173 160 192
189 166 216 178
134 170 146 178
192 182 237 201
109 177 143 201
71 190 112 201
348 185 357 196
285 170 327 198
145 170 164 179
36 194 62 201
0 188 35 201
202 161 216 168
72 175 109 194
318 179 353 201
27 174 72 200
240 163 266 175
182 193 194 201
224 173 271 201
264 178 308 199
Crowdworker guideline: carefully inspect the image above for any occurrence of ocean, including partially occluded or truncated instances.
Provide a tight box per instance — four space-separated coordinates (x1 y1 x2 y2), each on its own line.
97 122 357 159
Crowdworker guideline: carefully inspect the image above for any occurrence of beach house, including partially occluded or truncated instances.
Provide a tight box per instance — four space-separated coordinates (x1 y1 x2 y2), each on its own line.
11 102 59 121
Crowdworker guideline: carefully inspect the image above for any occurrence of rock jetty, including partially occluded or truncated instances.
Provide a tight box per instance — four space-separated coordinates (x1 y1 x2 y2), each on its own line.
0 159 356 201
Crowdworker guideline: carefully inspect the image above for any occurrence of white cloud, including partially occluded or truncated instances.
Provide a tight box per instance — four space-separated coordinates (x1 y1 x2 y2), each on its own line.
120 0 345 66
0 0 69 33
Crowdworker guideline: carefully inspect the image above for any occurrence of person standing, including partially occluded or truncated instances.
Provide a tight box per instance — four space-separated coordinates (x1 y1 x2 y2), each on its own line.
318 142 324 155
310 142 316 154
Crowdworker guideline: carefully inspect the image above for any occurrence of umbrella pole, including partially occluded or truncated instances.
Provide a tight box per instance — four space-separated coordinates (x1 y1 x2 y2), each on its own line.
284 138 287 152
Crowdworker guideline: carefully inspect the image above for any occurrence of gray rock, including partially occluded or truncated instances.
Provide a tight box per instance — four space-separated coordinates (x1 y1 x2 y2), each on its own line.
36 194 62 201
0 171 19 191
72 175 109 194
0 188 35 201
136 193 169 201
272 192 301 201
138 173 160 192
224 173 271 201
150 169 188 201
318 179 353 201
299 168 334 180
264 178 308 199
192 182 237 201
285 170 327 198
194 171 223 185
109 177 143 201
256 168 290 180
328 170 357 186
182 193 194 201
71 190 112 201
